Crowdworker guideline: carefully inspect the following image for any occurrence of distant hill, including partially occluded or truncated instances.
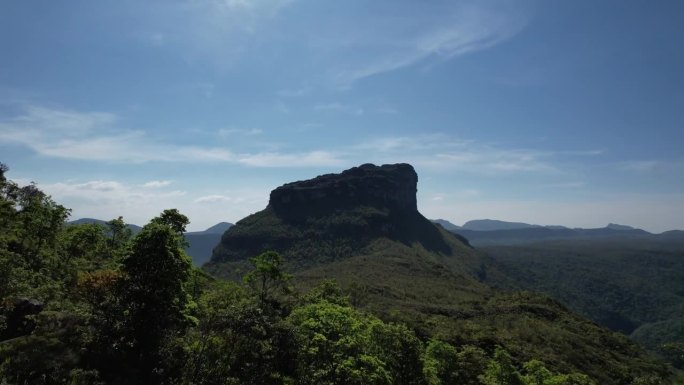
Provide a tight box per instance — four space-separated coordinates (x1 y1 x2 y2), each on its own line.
69 218 232 266
185 222 233 265
605 223 637 231
462 219 541 231
205 163 665 384
199 222 233 234
430 219 461 231
68 218 142 234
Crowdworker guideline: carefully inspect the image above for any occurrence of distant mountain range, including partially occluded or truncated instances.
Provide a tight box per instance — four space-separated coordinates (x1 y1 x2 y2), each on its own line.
68 218 232 265
430 218 681 246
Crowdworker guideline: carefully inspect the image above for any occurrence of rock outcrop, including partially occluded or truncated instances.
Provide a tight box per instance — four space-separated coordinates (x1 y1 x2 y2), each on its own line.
269 163 418 218
207 163 453 276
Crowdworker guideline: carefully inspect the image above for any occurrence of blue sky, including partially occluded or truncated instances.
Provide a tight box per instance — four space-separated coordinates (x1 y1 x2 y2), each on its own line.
1 0 682 232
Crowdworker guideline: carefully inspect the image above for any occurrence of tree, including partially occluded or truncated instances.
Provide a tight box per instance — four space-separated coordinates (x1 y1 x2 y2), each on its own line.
243 251 292 306
105 216 132 259
183 281 297 385
481 347 524 385
119 211 195 385
368 321 424 385
422 339 458 385
522 360 553 385
287 301 391 385
151 208 189 235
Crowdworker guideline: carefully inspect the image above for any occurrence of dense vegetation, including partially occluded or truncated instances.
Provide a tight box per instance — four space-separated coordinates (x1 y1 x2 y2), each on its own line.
0 163 677 384
480 239 684 371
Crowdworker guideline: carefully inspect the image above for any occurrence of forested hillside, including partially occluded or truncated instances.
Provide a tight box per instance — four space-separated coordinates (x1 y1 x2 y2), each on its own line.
481 238 684 371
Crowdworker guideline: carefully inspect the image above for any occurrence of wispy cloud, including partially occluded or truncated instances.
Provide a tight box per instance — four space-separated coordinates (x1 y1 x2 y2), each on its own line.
29 178 186 224
143 180 173 188
619 160 661 173
139 0 296 67
0 105 337 168
194 194 242 204
1 105 612 174
218 127 263 136
236 150 345 168
322 1 529 86
353 134 554 174
126 0 529 90
21 176 270 232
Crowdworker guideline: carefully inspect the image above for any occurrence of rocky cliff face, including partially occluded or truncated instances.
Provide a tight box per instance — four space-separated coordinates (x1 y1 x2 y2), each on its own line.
269 163 418 218
207 163 453 276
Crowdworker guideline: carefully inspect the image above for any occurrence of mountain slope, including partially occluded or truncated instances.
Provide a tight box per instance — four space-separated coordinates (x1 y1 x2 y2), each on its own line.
431 219 462 231
205 163 669 384
481 237 684 369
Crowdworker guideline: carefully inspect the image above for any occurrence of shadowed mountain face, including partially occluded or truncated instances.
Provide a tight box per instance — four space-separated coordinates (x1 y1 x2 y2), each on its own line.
208 163 455 276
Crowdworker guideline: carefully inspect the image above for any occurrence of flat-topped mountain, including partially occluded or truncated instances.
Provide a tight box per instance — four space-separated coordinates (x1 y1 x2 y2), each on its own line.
208 163 469 275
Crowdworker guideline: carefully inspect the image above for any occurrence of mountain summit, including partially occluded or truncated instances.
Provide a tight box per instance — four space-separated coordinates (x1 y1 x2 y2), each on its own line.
270 163 418 217
208 163 466 277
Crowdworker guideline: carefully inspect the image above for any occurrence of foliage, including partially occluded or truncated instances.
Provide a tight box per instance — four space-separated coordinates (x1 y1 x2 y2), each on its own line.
422 340 486 385
244 251 293 306
481 346 524 385
482 239 684 370
117 215 196 384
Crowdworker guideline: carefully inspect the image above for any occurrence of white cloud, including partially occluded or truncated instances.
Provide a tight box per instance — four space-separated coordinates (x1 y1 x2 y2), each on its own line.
355 135 554 175
131 1 527 86
237 150 345 168
0 106 337 168
194 194 234 204
323 1 529 86
21 176 271 232
619 160 660 173
355 135 469 153
143 180 173 188
218 127 263 136
31 179 186 225
0 105 619 176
